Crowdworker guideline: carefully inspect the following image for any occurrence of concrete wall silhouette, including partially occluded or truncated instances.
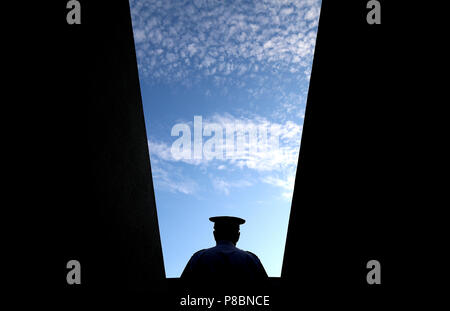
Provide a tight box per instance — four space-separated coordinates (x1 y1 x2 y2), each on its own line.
54 0 166 292
280 0 414 307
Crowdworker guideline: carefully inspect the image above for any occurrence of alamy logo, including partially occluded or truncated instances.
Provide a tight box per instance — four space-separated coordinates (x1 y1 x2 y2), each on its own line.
66 259 81 285
366 0 381 25
66 0 81 25
170 116 283 161
366 259 381 284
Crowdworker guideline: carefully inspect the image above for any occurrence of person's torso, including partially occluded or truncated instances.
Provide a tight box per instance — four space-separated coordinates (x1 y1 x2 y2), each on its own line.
189 241 264 280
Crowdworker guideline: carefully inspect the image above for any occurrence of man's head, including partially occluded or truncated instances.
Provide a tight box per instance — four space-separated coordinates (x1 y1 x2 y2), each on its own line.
210 216 246 245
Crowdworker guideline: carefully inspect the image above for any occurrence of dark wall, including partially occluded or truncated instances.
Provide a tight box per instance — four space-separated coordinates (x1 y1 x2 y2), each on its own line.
281 0 424 307
86 0 166 290
42 0 166 292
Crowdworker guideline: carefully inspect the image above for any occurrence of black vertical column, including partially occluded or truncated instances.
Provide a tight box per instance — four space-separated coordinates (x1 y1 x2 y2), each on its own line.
43 0 166 292
281 0 422 307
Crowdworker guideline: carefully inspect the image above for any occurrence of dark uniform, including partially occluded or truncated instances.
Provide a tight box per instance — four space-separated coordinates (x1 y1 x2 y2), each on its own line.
181 240 267 281
181 216 268 292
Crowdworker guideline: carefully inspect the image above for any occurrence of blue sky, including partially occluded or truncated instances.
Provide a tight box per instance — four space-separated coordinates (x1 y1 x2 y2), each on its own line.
129 0 321 277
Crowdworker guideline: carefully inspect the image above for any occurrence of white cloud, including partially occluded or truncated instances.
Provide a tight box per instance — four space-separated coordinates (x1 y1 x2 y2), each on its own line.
148 140 173 160
150 158 199 195
133 29 146 43
148 113 302 172
212 177 253 195
262 174 296 200
147 112 302 197
304 6 320 20
262 174 295 191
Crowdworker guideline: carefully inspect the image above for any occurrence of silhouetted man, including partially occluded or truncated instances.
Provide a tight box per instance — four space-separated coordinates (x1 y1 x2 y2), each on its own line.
181 216 268 292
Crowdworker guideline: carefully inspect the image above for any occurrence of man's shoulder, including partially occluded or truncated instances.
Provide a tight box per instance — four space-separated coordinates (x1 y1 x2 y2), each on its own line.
190 246 217 259
192 248 208 256
245 250 257 256
244 250 262 261
191 245 260 260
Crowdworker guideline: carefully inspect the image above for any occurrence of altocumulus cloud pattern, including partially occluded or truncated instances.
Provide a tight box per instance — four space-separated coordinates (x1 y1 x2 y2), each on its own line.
130 0 320 85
